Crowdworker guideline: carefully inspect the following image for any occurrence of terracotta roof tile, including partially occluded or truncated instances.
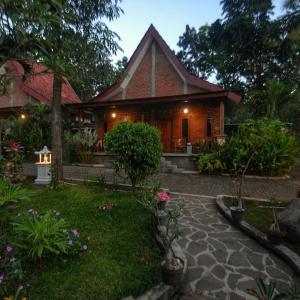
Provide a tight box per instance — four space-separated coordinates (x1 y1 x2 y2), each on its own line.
9 61 81 105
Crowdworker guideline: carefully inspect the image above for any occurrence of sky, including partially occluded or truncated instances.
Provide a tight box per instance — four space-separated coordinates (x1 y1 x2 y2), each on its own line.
108 0 285 62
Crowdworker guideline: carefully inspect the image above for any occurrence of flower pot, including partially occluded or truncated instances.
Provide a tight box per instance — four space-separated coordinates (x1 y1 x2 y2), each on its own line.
157 200 167 210
162 258 184 287
266 230 286 245
230 206 245 223
157 211 168 227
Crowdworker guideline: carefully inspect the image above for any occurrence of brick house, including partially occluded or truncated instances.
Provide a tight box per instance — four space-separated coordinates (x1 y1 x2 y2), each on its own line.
71 25 241 152
0 60 81 118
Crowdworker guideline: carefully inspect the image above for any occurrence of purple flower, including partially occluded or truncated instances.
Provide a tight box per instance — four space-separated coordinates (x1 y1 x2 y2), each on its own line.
6 244 12 252
28 208 33 213
63 229 67 235
68 240 73 246
71 229 78 237
0 274 4 284
10 256 16 262
82 245 88 251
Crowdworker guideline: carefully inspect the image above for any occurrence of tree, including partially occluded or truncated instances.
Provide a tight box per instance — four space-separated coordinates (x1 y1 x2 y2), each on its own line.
1 0 122 180
177 0 300 121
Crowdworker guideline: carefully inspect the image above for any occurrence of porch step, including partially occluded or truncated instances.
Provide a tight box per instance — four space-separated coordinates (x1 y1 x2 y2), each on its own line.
160 157 185 174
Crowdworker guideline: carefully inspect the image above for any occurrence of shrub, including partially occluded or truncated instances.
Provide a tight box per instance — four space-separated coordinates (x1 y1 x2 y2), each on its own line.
64 128 97 163
12 209 88 261
12 209 68 260
105 122 162 186
197 119 299 176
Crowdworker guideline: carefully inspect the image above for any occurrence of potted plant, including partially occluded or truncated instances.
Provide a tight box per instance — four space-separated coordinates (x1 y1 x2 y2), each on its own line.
230 152 255 223
156 190 170 210
160 198 185 287
266 196 286 244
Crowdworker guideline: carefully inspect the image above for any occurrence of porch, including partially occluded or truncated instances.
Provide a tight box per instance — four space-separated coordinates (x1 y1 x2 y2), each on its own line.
68 91 239 153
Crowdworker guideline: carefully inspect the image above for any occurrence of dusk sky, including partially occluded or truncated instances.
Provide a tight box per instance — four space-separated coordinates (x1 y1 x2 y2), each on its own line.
109 0 285 62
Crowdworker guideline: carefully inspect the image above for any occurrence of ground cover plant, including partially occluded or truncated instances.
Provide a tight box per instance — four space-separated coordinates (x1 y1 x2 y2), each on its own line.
1 184 161 300
224 197 300 256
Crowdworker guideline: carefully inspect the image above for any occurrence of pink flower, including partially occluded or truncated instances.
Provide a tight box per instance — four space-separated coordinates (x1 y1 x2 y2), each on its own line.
82 245 88 251
156 192 171 202
71 229 78 237
28 208 33 213
6 244 12 252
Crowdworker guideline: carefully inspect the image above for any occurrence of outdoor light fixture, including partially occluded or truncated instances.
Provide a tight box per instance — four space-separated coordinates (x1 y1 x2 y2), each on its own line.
34 146 52 185
183 108 189 114
112 112 116 118
20 114 26 119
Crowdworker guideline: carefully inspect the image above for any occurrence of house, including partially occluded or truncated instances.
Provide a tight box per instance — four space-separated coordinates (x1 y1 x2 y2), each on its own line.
69 25 241 153
0 60 81 119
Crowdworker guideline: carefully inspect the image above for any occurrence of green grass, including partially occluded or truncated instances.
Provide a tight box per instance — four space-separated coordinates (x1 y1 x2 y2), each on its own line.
224 198 288 233
15 183 162 300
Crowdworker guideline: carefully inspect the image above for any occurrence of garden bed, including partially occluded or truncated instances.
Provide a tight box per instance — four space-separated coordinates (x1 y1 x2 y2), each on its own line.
216 195 300 275
3 183 162 300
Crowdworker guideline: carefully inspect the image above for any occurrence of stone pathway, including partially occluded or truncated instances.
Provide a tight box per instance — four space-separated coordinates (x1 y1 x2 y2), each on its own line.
176 194 300 300
23 163 300 200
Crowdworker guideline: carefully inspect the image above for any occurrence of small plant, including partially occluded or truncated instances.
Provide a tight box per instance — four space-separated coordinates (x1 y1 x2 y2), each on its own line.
159 197 185 269
48 163 64 191
247 278 300 300
12 209 68 260
98 202 115 211
156 191 170 210
0 179 31 230
0 241 26 299
197 152 225 174
268 196 281 232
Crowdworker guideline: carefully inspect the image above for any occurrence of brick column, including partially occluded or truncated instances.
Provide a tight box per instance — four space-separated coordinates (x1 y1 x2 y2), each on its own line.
220 100 225 135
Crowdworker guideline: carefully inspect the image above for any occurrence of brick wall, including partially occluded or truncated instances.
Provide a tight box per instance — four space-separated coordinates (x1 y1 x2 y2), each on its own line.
96 100 221 152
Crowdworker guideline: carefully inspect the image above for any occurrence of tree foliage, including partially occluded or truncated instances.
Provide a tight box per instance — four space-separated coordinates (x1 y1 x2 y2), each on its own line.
177 0 300 122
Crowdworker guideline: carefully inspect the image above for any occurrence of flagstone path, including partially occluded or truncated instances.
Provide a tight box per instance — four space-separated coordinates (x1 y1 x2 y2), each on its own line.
176 194 300 300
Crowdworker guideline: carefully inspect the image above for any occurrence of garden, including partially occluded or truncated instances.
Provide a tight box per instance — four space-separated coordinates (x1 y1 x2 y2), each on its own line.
0 120 189 300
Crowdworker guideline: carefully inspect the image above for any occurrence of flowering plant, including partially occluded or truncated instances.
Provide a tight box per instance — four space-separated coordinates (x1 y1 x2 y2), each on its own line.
0 242 26 298
12 209 88 261
156 192 171 202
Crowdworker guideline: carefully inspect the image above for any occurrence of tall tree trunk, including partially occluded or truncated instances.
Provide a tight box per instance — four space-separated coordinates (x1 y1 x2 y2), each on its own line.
51 72 63 180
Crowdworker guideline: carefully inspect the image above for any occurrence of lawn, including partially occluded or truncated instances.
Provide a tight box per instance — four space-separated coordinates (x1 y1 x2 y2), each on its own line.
224 197 288 233
9 183 162 300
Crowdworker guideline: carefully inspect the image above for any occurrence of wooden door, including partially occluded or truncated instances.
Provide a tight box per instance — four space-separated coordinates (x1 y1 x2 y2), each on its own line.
157 118 172 153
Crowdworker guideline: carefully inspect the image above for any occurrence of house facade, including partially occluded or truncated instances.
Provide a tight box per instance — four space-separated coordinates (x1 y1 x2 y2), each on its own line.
0 61 81 119
70 25 241 153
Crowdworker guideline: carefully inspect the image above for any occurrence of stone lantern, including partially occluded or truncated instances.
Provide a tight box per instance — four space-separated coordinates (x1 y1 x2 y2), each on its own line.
34 146 52 185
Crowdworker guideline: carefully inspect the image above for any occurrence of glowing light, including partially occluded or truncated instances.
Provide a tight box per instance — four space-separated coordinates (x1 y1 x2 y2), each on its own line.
183 108 189 114
20 114 26 119
112 113 116 118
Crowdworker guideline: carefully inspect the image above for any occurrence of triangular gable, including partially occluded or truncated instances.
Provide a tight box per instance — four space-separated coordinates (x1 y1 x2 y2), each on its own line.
92 24 223 103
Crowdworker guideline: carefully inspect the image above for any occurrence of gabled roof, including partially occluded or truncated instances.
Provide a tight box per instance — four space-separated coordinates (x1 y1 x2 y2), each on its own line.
92 24 226 103
8 61 81 105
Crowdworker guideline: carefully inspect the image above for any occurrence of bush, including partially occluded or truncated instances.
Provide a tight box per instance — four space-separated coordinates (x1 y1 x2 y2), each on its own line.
12 209 88 261
64 128 97 163
105 122 162 186
197 119 299 176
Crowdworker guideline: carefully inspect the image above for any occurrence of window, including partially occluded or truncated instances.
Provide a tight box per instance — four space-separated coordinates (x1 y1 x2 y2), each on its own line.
182 119 188 140
207 119 212 137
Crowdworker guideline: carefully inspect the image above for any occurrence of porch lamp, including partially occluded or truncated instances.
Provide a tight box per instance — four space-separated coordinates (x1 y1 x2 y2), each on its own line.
112 112 116 118
183 108 189 114
34 146 52 185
